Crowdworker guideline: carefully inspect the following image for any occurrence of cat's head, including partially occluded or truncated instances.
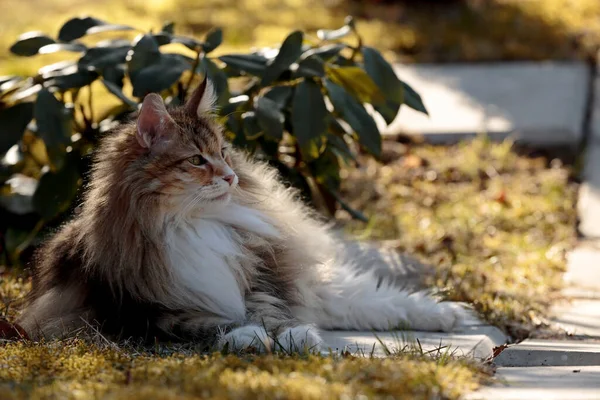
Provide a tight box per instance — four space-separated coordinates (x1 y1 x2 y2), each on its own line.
132 78 238 212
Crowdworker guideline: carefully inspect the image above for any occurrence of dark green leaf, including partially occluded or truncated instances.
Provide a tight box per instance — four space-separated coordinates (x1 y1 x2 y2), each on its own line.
153 33 172 46
402 81 428 115
261 31 303 86
58 17 132 42
291 80 328 161
0 77 24 97
10 84 42 102
79 45 131 69
45 67 99 90
0 103 34 154
9 32 55 56
325 79 381 157
218 54 268 77
127 34 161 75
201 58 229 106
34 89 73 167
38 43 87 55
264 86 293 109
301 44 346 62
0 76 18 86
171 36 203 51
130 54 191 97
32 153 81 219
38 61 77 77
203 28 223 53
362 46 404 124
327 133 356 164
309 148 341 189
255 96 284 140
102 78 137 108
328 187 368 222
295 55 325 78
317 25 351 41
0 175 37 215
161 21 175 34
242 112 263 140
221 97 248 118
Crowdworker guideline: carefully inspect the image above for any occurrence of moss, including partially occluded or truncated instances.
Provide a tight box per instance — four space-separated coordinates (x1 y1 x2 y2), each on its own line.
0 339 487 399
340 137 578 339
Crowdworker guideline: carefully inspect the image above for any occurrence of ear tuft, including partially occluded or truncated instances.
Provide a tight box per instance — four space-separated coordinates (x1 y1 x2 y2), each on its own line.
184 76 217 118
136 93 176 150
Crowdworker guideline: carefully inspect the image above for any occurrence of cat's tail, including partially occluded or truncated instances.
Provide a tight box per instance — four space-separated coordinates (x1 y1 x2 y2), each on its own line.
292 242 469 332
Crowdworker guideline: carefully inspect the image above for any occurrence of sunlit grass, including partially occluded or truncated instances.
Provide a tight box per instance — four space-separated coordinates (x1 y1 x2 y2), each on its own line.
340 137 578 339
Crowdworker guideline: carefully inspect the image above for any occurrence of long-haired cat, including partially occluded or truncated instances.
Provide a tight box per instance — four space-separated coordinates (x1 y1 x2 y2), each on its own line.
17 78 467 352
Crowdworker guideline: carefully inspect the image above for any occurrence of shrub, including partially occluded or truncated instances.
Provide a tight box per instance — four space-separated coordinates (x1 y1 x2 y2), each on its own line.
0 16 427 265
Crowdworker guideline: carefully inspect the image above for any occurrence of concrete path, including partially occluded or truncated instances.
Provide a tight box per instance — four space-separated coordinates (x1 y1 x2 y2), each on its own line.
447 60 600 399
381 62 589 149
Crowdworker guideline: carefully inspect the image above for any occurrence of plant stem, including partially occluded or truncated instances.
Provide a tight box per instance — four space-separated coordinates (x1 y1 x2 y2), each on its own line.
184 48 203 101
87 85 94 125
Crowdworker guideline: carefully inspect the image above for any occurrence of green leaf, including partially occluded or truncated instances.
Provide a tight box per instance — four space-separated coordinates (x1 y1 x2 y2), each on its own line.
161 21 175 34
200 58 229 106
0 103 34 154
255 96 284 140
295 55 325 78
58 16 133 42
242 112 263 140
45 67 99 90
301 44 346 62
171 36 203 51
32 153 81 219
328 187 368 222
102 71 137 109
362 46 403 124
203 28 223 53
261 31 303 86
264 86 293 108
79 45 131 70
291 80 328 161
317 25 352 41
127 34 161 74
402 81 428 115
130 54 191 98
326 65 384 104
327 132 356 164
34 89 73 167
325 79 381 157
218 54 268 77
38 43 87 55
0 174 37 215
9 32 55 56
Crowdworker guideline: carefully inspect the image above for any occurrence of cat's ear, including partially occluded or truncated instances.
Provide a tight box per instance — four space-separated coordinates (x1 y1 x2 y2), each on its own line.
136 93 177 149
184 76 217 118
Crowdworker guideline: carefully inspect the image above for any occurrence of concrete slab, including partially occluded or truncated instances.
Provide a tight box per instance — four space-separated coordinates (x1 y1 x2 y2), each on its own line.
562 242 600 297
467 366 600 400
579 146 600 238
494 340 600 367
320 324 507 360
381 62 588 147
553 300 600 338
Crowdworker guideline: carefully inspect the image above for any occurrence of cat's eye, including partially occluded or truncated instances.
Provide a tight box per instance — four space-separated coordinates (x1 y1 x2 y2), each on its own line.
188 155 207 166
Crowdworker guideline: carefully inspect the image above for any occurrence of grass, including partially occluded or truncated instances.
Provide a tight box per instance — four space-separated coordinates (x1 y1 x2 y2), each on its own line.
2 0 600 78
0 338 489 400
0 137 576 398
339 136 578 340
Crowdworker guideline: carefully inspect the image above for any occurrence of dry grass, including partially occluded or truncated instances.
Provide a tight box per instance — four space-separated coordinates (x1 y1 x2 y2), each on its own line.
339 137 578 339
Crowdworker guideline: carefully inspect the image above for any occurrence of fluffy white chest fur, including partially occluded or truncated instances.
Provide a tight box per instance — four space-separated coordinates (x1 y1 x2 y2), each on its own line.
164 203 279 320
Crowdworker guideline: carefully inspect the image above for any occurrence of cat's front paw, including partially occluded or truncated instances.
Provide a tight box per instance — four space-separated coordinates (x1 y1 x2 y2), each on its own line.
217 325 273 353
276 325 322 353
416 301 473 332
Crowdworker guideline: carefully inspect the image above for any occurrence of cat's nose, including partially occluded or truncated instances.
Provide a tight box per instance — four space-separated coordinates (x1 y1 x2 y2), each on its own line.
222 174 235 186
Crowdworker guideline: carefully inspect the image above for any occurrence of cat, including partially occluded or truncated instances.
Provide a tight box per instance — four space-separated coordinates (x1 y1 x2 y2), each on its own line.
17 78 467 352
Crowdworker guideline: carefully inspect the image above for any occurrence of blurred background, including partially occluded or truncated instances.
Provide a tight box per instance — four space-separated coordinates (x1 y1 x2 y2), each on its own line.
1 0 599 78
